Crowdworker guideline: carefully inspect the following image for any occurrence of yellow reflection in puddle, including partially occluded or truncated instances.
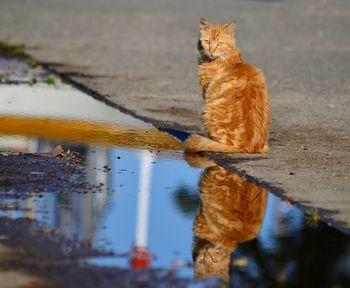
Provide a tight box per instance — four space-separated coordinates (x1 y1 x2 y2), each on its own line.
0 116 182 151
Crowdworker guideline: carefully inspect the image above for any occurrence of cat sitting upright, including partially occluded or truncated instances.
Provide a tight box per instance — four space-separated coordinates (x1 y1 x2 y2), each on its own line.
184 18 270 153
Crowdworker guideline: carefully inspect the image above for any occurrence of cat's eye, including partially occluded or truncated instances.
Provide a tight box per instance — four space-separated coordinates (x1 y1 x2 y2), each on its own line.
217 42 223 46
212 258 218 263
203 40 209 44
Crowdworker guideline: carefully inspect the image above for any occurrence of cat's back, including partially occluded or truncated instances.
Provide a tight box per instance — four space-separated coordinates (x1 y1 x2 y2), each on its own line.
231 62 266 85
204 61 267 102
199 166 268 241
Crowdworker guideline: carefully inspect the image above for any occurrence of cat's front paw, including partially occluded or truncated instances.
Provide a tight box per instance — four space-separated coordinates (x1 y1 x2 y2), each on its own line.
183 152 216 168
183 134 203 153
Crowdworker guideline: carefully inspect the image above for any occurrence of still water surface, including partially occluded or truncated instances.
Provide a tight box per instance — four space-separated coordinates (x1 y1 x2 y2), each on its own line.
1 136 349 287
0 80 349 287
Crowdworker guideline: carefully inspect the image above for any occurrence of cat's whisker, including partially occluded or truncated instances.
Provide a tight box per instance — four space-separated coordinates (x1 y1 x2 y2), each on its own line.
197 50 207 56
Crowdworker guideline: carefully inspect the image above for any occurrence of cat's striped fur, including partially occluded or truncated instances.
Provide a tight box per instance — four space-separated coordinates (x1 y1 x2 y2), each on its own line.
184 19 270 153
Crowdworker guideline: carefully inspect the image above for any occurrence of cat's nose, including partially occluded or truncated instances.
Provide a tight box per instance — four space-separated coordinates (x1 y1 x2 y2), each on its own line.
204 248 212 259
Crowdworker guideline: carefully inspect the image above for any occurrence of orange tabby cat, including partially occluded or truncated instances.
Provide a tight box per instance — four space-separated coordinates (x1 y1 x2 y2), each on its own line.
185 154 268 283
184 18 270 153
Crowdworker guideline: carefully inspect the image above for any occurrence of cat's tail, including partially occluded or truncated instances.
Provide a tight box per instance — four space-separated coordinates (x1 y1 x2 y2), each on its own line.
184 134 246 153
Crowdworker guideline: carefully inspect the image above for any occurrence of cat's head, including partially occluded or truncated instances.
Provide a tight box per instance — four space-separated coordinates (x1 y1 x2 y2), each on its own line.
193 239 236 283
198 18 237 60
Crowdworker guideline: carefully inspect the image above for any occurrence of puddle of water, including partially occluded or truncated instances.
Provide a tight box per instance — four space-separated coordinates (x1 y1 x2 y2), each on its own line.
0 84 149 127
0 59 349 286
1 136 349 287
0 82 182 151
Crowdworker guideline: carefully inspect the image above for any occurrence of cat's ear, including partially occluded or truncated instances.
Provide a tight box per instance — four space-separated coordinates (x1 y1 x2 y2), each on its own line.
223 21 236 35
200 18 209 31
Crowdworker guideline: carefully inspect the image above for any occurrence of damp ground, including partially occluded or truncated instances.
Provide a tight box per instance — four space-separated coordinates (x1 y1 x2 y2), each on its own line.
0 58 349 287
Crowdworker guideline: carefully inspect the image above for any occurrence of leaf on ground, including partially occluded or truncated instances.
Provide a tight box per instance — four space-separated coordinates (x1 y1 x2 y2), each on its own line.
53 145 64 156
46 75 56 85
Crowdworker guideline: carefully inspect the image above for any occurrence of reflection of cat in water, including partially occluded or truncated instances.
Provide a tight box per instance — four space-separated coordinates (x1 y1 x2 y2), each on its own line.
185 154 268 283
